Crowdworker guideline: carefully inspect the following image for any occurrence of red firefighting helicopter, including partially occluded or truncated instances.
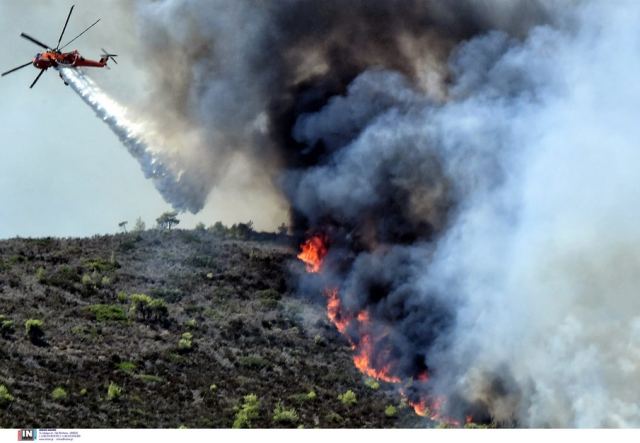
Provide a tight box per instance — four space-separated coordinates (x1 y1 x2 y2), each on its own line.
1 5 117 88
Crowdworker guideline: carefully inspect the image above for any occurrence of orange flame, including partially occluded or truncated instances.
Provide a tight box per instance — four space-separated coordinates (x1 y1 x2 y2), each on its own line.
297 235 465 426
408 398 429 417
403 394 461 426
352 334 401 383
325 288 349 334
297 235 328 273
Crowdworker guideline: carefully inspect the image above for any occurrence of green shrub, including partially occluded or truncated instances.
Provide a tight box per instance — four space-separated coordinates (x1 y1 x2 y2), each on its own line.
365 378 380 390
129 294 169 323
51 387 68 401
185 319 197 329
117 361 136 374
338 390 357 406
325 411 344 425
149 299 168 320
25 319 44 343
289 390 317 403
84 258 119 273
100 276 111 287
88 304 126 322
178 332 193 351
385 405 397 417
130 293 153 307
272 402 299 425
232 394 260 428
238 354 268 370
107 382 122 401
81 274 93 286
117 291 128 303
35 267 46 283
0 384 14 406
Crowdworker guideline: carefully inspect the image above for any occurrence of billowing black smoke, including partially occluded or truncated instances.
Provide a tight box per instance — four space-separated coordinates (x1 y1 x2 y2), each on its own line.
133 0 550 211
131 0 640 427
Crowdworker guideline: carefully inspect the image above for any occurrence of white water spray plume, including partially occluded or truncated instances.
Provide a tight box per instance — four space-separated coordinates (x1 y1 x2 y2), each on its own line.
58 68 204 213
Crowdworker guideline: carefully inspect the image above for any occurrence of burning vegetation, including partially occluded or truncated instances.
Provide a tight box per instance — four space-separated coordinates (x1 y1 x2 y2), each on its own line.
297 235 329 273
298 234 465 426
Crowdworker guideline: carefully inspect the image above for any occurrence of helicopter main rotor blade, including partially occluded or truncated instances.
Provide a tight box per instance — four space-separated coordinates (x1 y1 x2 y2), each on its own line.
1 61 32 77
59 18 100 51
20 33 52 50
29 69 45 89
56 5 75 50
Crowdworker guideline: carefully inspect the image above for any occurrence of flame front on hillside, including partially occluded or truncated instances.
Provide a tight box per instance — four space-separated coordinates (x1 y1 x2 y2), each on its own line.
299 234 463 425
297 235 329 273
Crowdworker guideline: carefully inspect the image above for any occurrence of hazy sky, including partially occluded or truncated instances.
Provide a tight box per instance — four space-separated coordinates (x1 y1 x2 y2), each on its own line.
0 0 286 239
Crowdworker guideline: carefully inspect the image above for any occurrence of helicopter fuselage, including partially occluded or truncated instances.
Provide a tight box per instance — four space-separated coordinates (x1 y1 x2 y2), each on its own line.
33 50 108 70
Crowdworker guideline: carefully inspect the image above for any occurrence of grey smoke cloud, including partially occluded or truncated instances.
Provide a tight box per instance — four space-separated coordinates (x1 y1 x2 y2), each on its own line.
283 1 640 427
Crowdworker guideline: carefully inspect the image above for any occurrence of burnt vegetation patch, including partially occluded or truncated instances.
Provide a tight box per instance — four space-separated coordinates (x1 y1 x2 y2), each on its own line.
0 230 416 428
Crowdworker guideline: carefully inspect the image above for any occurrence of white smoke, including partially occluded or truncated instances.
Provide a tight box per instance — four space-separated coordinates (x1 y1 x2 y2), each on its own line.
436 2 640 427
289 1 640 427
58 67 205 213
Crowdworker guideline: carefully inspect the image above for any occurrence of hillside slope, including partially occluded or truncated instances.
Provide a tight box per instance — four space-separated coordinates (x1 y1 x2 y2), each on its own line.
0 230 416 428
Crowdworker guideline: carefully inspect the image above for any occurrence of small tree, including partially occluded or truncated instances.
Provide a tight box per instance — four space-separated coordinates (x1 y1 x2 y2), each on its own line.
233 394 260 428
107 382 122 401
118 221 128 233
129 294 168 323
338 390 357 406
156 211 180 230
133 217 146 233
277 223 288 236
209 221 227 237
195 222 206 232
235 221 254 240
